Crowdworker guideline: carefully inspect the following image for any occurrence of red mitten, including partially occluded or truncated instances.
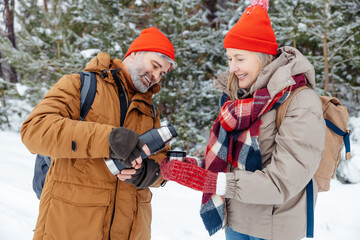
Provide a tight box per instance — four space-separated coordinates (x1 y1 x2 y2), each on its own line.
183 157 199 166
160 158 218 193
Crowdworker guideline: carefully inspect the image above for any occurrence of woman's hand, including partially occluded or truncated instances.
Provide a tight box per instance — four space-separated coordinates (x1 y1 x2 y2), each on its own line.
160 158 218 193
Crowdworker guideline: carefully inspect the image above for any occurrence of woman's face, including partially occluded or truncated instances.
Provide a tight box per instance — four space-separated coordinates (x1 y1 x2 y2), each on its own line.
226 48 261 89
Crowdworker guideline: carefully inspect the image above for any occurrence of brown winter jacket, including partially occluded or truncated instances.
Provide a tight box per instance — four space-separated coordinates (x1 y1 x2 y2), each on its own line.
21 52 169 240
214 47 326 240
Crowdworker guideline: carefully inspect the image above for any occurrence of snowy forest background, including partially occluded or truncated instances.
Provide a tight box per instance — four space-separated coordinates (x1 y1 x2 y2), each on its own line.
1 0 360 239
1 0 359 149
0 1 359 175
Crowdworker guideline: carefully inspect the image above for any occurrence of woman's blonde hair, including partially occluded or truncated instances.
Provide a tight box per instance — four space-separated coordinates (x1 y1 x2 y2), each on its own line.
226 52 274 100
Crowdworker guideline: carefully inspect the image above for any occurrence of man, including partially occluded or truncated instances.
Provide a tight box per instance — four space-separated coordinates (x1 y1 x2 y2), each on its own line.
21 27 176 240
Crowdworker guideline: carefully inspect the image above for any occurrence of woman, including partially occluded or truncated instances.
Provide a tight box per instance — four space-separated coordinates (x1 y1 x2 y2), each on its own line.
160 1 326 239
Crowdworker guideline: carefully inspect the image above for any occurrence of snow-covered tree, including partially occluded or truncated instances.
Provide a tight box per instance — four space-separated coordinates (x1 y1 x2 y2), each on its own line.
271 0 360 110
0 0 359 151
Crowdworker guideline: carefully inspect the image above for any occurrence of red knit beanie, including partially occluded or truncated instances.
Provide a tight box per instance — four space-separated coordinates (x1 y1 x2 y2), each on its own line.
223 0 278 55
124 27 175 61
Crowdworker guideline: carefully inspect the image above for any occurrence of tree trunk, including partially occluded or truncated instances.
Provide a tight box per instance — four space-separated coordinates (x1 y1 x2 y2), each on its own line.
204 0 218 27
44 0 48 12
52 0 61 59
323 29 329 92
323 0 330 92
0 52 3 79
4 0 18 83
4 0 16 48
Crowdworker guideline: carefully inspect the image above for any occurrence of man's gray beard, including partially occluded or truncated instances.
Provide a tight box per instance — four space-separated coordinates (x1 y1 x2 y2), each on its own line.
129 60 150 93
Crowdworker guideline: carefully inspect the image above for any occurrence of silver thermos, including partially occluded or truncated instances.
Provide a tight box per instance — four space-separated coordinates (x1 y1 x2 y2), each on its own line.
105 124 178 175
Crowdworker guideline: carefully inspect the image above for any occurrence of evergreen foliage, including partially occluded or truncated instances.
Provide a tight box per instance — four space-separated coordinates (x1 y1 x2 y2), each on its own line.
0 0 359 152
271 0 360 110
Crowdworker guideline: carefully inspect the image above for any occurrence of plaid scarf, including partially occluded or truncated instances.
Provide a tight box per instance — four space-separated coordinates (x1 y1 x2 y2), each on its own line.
200 74 307 235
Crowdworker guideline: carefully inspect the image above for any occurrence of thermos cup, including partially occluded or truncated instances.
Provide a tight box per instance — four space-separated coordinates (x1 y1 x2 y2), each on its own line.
167 150 186 162
105 124 178 175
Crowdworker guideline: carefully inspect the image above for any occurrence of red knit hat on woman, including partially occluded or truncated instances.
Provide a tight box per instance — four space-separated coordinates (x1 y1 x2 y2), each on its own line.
223 0 278 55
124 27 175 61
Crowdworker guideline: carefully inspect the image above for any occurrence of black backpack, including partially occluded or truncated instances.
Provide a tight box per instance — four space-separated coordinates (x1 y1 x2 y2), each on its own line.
32 70 158 199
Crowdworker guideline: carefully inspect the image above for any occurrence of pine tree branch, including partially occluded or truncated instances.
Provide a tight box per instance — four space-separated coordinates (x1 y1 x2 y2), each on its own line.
329 34 357 61
330 59 352 76
307 29 323 39
0 77 17 86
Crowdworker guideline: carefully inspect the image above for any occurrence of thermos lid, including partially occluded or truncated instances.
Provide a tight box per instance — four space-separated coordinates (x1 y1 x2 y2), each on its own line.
167 150 186 157
167 124 178 138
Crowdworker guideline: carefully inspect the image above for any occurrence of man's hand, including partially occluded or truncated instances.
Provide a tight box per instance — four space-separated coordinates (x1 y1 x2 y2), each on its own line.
117 168 137 181
109 127 151 168
117 158 160 189
129 145 151 169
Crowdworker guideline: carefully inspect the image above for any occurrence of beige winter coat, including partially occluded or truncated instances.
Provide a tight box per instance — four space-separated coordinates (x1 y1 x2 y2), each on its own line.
21 52 169 240
214 47 326 240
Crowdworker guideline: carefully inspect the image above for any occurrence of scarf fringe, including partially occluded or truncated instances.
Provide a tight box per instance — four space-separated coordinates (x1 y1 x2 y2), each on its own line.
200 195 225 235
200 210 224 236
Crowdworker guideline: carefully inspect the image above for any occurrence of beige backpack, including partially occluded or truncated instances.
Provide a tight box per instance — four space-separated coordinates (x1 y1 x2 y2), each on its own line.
276 86 351 192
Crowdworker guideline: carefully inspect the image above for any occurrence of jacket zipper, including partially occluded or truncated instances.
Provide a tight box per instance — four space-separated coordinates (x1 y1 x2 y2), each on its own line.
108 180 118 240
108 69 128 239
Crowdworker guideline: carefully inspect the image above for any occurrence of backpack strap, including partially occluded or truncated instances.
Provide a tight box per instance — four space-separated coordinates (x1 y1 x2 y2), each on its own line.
128 99 157 124
43 155 51 166
111 69 129 126
325 119 351 160
306 180 314 238
275 85 314 237
79 72 97 121
276 86 309 129
152 100 157 123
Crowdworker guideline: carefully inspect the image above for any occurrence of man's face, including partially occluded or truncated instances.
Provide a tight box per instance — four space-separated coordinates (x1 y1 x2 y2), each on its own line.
128 52 171 93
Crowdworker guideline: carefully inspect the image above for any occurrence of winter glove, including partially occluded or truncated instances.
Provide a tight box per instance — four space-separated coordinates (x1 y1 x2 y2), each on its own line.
160 158 218 193
183 157 199 166
109 127 145 168
124 158 160 189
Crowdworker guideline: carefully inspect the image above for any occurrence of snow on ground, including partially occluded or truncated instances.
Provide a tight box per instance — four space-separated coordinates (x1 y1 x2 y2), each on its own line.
0 130 360 239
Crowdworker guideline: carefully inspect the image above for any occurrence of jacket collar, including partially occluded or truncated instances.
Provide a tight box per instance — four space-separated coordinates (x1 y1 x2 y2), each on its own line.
250 46 315 98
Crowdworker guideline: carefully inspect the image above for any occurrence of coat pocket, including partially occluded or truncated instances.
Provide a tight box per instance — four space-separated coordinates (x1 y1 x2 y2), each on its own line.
72 158 88 173
129 189 153 240
137 188 152 205
44 181 111 240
